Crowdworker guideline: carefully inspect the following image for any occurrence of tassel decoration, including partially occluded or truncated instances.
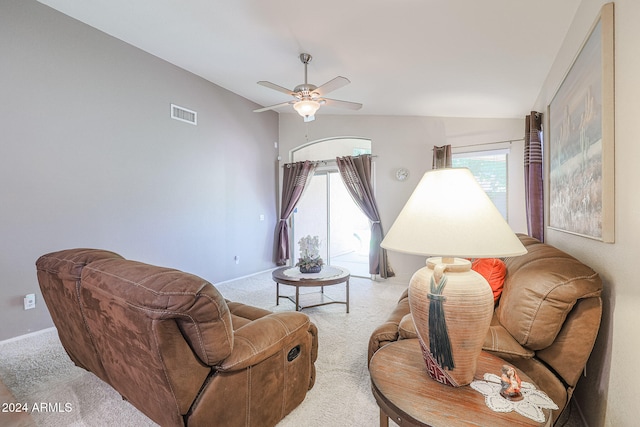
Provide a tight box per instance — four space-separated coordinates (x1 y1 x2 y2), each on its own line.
428 273 455 370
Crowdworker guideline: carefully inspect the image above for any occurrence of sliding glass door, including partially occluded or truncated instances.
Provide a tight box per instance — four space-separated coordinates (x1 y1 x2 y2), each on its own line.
293 170 370 277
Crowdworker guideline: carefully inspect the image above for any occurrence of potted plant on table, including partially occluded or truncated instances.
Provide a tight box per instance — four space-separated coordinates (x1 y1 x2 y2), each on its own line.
296 235 324 273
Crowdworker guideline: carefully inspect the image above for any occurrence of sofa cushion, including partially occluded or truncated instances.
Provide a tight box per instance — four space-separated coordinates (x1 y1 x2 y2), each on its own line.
498 235 602 350
471 258 507 303
483 315 534 357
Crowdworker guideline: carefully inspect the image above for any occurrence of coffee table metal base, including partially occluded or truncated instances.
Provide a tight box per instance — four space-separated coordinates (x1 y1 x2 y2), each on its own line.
272 266 350 313
277 283 349 312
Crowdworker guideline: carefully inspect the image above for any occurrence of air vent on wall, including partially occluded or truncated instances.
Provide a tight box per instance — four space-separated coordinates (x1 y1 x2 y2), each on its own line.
171 104 197 125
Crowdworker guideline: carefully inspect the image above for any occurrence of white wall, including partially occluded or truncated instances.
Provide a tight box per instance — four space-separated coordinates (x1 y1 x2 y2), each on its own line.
533 1 640 425
0 0 279 341
279 113 526 283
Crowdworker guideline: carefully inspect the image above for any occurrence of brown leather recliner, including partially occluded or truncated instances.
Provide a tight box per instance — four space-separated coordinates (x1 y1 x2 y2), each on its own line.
36 249 318 427
368 234 602 423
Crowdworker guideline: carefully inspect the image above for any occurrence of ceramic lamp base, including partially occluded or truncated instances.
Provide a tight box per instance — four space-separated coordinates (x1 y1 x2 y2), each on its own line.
409 257 494 387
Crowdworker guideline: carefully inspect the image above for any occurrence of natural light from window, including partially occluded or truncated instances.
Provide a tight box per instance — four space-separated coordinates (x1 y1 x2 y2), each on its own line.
452 149 509 220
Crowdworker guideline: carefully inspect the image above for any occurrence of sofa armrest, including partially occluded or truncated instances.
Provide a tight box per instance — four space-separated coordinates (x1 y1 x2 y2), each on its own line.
218 311 313 372
226 300 272 321
367 294 410 363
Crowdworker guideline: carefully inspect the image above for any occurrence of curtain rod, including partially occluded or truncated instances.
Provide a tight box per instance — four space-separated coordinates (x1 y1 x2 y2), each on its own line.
284 154 378 167
436 138 524 151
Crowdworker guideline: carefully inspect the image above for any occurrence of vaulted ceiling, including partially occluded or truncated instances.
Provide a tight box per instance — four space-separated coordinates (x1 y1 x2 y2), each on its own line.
37 0 581 119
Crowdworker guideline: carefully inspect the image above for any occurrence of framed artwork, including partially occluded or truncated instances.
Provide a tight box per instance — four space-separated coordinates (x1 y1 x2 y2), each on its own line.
547 2 614 242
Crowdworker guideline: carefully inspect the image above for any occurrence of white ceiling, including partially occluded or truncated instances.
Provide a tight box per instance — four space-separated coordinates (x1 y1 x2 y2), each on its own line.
37 0 581 119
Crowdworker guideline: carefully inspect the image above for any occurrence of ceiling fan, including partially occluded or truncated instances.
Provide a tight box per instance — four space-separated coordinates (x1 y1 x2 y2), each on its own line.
254 53 362 122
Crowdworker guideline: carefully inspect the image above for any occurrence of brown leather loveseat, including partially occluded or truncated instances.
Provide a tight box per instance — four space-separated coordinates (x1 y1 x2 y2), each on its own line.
36 249 318 427
368 234 602 423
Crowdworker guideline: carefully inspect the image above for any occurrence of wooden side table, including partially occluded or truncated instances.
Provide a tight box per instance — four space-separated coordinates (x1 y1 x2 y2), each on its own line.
369 339 552 427
272 266 350 313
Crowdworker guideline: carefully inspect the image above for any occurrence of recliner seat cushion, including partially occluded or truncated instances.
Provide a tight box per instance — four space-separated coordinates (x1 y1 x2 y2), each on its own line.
483 315 535 358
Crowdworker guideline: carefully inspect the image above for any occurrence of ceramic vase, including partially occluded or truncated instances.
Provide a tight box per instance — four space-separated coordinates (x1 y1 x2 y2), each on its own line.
408 258 494 387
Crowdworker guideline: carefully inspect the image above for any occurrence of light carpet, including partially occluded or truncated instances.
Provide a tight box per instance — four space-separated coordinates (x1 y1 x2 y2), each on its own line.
0 271 407 426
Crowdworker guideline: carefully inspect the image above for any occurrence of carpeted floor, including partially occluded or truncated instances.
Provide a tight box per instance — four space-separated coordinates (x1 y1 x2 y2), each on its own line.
0 270 583 426
0 271 407 426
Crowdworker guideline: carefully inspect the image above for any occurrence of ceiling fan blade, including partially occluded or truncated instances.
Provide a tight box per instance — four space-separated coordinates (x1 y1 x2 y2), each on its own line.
322 98 363 111
257 81 296 96
253 101 294 113
315 76 350 96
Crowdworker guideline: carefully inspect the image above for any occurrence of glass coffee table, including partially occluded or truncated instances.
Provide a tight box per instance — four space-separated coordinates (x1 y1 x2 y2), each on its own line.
272 266 350 313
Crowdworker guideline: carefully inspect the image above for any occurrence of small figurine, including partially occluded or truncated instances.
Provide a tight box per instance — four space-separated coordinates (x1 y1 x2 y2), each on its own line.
500 365 523 401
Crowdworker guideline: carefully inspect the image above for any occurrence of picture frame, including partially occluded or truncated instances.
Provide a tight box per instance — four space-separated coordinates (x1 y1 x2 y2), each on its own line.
547 2 614 242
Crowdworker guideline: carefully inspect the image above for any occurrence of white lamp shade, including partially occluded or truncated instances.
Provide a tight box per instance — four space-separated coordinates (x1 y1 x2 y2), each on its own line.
293 100 320 117
381 167 526 258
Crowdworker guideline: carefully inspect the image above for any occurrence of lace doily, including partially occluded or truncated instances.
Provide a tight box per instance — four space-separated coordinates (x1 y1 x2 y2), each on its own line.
282 266 344 279
470 373 558 423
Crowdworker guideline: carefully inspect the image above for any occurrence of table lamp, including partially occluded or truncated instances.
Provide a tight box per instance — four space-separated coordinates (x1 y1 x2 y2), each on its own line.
381 167 526 387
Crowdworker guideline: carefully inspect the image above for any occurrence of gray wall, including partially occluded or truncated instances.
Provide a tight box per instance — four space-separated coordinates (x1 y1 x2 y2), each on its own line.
533 1 640 425
0 0 279 341
279 114 526 284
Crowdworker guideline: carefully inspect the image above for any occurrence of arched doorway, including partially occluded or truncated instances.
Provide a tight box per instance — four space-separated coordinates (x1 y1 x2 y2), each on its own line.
291 137 372 277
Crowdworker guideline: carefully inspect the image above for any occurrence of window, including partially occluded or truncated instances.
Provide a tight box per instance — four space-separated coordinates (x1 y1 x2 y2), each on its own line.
452 149 508 219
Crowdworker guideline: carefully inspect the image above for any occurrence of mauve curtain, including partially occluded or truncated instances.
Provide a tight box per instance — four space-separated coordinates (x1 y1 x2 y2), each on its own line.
525 112 544 241
433 145 452 169
336 155 394 278
275 161 317 265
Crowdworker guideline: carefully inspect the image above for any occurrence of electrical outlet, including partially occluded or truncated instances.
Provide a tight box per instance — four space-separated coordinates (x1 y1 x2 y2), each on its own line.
24 294 36 310
234 256 240 265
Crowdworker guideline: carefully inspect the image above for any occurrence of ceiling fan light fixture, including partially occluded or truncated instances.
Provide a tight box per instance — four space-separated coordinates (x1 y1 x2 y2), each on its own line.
256 52 361 120
293 99 321 118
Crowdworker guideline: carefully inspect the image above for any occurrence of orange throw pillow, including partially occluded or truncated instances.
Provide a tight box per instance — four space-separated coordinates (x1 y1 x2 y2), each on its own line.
471 258 507 303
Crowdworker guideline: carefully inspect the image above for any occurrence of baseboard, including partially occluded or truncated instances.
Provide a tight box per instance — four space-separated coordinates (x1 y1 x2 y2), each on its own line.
379 275 411 286
0 327 56 346
215 267 278 286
